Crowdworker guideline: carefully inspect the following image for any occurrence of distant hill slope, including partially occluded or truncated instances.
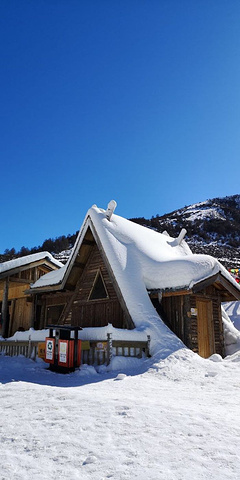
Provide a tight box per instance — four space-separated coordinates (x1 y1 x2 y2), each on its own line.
130 194 240 269
1 195 240 268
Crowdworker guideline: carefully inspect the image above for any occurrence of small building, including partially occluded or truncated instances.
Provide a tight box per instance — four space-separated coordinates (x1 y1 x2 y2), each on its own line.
0 252 63 337
28 201 240 358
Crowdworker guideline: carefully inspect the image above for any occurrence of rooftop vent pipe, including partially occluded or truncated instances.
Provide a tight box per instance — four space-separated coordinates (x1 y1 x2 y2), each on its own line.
167 228 187 247
106 200 117 221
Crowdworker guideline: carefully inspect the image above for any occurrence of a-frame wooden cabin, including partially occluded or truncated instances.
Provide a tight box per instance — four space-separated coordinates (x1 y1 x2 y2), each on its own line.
28 202 240 358
29 224 134 332
0 253 63 337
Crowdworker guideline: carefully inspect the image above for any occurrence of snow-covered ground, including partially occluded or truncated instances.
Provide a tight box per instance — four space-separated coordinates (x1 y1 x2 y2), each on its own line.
1 347 240 480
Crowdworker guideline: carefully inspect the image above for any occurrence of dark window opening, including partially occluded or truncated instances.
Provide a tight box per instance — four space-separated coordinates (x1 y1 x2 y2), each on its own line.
89 272 108 300
46 304 65 324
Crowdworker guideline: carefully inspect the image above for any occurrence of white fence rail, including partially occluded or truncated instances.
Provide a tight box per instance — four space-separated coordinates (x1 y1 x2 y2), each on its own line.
0 335 151 366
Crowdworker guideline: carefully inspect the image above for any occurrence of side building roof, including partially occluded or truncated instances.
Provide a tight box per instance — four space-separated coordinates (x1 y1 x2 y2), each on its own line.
0 252 63 279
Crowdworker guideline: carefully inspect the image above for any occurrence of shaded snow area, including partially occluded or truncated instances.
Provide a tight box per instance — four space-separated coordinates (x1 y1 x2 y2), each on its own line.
1 350 240 480
223 301 240 331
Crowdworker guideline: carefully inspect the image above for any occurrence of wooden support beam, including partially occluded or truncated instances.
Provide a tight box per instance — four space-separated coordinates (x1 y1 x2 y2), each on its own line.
9 277 30 284
30 294 36 329
1 277 9 338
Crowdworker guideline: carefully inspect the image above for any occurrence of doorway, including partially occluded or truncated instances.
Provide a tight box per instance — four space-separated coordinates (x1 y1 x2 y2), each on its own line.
196 299 215 358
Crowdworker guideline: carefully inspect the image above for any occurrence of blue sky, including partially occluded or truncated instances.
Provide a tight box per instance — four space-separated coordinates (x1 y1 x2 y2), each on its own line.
1 0 240 253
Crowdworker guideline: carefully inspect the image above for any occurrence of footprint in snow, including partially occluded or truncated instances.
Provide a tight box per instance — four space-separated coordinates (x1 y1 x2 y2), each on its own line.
83 455 97 465
114 373 127 381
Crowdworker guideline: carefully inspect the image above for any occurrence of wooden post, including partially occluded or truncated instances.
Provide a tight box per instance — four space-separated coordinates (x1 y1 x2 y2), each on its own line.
1 277 9 338
147 335 151 357
30 294 36 329
107 333 112 365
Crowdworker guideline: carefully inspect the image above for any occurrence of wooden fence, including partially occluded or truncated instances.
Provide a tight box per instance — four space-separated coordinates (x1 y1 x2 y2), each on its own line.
0 340 39 360
0 335 151 366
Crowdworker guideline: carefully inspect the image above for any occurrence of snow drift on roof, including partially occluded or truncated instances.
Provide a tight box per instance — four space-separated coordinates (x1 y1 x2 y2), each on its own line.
31 204 240 293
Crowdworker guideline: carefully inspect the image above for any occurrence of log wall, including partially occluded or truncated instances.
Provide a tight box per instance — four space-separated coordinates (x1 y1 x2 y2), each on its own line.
161 286 225 357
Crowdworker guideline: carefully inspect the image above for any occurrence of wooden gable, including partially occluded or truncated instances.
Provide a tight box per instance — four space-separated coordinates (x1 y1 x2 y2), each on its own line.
40 229 134 330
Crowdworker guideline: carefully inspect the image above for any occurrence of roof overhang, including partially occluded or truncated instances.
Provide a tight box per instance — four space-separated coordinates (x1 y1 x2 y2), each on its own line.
192 272 240 301
148 273 240 302
0 258 60 282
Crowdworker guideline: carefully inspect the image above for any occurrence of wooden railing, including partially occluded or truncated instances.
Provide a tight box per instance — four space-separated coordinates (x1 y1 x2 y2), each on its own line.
0 335 151 366
0 340 39 360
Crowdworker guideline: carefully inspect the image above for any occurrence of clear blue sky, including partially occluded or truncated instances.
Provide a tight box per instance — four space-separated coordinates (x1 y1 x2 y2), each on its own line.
1 0 240 253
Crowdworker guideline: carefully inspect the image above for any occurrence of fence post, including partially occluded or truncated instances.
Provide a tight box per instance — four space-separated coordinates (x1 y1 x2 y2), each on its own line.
147 335 151 357
28 335 32 358
107 333 112 366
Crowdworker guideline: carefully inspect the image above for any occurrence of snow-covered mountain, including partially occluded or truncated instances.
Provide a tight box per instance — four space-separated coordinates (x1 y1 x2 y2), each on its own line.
130 194 240 269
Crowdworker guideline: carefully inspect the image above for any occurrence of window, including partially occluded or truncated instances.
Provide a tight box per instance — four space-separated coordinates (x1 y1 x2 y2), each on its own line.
46 305 65 324
89 271 108 301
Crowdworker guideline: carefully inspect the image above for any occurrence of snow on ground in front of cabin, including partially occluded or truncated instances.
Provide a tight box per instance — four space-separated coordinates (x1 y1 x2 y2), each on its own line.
1 349 240 479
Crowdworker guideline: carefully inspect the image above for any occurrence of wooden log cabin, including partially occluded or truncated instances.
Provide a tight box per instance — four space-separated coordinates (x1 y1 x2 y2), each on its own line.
28 201 240 358
0 253 63 337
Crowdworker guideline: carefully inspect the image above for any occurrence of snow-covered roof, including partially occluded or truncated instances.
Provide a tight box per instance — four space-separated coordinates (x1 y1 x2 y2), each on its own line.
31 203 239 292
0 252 63 277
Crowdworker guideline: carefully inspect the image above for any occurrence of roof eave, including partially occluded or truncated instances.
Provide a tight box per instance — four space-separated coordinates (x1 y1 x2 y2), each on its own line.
192 272 240 300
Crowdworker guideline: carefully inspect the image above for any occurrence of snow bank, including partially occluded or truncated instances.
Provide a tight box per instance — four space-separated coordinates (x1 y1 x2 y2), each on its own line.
222 306 240 356
223 301 240 330
8 328 49 342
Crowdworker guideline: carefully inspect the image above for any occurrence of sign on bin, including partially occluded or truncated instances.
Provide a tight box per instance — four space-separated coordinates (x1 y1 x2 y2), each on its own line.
59 341 67 364
46 339 54 362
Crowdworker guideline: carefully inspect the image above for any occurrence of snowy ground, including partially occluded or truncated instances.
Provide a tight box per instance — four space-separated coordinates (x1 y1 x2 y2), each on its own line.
1 348 240 480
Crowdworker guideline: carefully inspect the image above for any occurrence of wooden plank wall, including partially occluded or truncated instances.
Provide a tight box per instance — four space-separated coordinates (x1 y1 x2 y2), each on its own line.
161 290 225 357
69 246 126 328
42 246 127 329
9 298 32 336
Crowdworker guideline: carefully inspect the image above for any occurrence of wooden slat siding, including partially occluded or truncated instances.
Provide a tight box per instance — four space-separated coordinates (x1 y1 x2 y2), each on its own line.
189 296 199 353
161 295 185 342
56 246 98 325
70 246 126 329
44 292 72 306
212 297 225 356
42 292 72 327
163 293 224 357
188 292 224 357
9 297 33 337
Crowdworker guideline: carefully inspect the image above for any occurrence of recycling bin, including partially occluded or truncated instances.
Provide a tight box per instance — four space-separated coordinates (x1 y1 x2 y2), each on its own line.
45 325 82 372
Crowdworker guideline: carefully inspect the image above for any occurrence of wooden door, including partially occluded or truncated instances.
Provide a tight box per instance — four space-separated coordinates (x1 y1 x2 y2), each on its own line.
196 299 215 358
